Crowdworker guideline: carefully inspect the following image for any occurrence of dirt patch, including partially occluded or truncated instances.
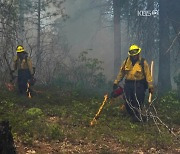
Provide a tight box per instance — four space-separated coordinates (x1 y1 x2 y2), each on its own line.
47 116 60 124
14 137 180 154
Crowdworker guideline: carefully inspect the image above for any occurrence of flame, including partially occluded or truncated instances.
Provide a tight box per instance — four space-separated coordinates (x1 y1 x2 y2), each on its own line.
26 82 32 98
90 94 108 126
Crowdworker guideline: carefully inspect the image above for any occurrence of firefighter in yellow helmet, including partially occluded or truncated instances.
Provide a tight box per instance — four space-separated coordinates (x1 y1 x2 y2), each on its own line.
13 45 34 95
113 44 153 122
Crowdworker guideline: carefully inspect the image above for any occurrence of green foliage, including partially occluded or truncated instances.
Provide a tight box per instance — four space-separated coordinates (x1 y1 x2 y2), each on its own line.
21 132 33 145
0 86 179 152
26 108 43 119
75 51 106 89
46 124 64 141
158 91 180 124
53 51 110 96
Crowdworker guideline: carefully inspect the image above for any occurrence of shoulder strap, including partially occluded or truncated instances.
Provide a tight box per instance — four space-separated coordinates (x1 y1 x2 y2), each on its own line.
25 56 28 63
140 58 145 77
23 52 28 62
25 56 30 69
122 57 128 71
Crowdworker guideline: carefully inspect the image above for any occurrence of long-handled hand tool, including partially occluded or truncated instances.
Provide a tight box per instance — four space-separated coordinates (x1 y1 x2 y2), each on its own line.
90 86 124 126
148 61 154 104
90 94 108 126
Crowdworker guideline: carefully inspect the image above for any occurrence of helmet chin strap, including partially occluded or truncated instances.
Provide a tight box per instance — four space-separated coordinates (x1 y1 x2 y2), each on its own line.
130 54 139 66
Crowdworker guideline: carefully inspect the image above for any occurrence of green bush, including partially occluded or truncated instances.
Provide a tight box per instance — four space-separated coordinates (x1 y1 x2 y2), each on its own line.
52 51 110 96
47 124 64 141
26 108 43 119
21 132 33 145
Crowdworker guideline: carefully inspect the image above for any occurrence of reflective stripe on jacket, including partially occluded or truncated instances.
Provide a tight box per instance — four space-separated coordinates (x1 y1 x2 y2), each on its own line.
114 57 153 88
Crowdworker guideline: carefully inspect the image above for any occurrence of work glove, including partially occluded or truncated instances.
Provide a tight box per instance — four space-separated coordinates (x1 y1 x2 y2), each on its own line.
149 87 154 94
113 84 118 90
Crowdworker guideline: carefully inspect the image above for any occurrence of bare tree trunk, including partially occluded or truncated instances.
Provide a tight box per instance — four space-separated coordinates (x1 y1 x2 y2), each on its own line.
37 0 41 68
168 0 180 46
113 0 121 77
19 0 24 44
171 22 180 45
158 0 171 94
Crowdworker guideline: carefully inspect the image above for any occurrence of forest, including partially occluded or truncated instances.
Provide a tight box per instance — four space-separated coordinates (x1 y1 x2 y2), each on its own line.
0 0 179 153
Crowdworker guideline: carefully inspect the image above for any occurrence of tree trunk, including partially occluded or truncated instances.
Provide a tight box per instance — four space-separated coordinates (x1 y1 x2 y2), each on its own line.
168 0 180 45
113 0 121 77
158 0 171 94
19 0 24 44
37 0 41 68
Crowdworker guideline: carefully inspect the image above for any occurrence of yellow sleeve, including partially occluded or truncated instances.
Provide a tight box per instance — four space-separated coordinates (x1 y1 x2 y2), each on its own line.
114 60 126 84
27 58 34 75
144 60 153 88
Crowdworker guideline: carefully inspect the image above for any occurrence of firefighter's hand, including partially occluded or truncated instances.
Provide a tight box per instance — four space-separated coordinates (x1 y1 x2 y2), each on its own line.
149 87 154 94
113 84 118 90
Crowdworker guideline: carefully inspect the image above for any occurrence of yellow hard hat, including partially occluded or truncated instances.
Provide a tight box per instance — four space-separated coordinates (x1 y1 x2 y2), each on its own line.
16 45 25 52
128 44 141 56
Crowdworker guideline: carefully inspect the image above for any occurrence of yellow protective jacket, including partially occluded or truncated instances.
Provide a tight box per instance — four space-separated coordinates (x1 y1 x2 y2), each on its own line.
13 56 34 75
114 56 153 88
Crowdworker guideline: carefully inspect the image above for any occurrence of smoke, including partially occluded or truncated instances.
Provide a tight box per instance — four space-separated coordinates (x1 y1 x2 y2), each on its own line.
61 0 130 80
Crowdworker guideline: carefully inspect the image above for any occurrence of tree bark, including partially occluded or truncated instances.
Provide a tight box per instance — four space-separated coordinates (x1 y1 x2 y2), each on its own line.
167 0 180 45
19 0 25 44
113 0 121 77
158 0 171 94
37 0 41 68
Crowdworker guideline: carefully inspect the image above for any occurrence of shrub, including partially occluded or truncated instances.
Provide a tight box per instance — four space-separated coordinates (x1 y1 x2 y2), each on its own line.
53 51 109 96
47 124 64 141
26 108 43 119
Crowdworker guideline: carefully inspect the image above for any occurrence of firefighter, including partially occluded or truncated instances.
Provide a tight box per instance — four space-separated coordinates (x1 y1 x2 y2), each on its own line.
13 45 34 95
113 44 153 121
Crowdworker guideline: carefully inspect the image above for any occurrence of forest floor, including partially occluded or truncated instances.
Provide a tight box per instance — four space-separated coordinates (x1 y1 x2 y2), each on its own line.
0 85 180 154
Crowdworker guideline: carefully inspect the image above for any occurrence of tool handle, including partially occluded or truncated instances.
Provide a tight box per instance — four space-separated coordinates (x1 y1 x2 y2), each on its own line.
148 61 154 104
148 93 152 103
